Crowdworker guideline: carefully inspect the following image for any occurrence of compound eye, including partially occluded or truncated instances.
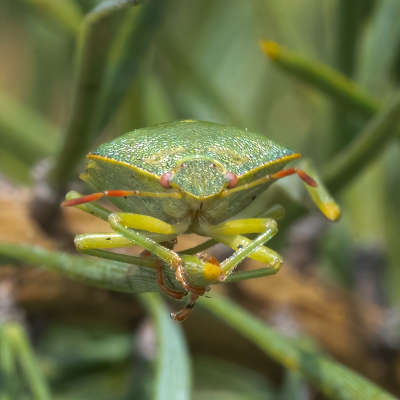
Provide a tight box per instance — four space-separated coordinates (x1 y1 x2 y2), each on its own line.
226 171 238 189
160 171 173 189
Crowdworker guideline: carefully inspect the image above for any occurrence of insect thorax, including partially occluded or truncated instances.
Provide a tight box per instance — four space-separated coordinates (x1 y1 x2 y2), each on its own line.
170 158 230 198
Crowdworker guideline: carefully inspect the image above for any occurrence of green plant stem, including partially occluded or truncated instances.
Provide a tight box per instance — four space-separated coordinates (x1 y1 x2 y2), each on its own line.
356 0 400 94
48 0 170 189
260 40 400 225
332 0 364 153
323 90 400 192
0 324 15 400
0 241 291 296
279 87 400 224
96 0 170 133
260 41 400 138
6 322 51 400
199 293 397 400
24 0 83 34
0 91 59 163
48 0 146 188
336 0 362 78
0 243 168 294
139 294 191 400
0 148 31 184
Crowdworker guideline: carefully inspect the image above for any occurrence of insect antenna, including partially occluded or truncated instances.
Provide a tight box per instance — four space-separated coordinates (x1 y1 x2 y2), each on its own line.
220 167 317 198
61 189 182 207
269 168 317 187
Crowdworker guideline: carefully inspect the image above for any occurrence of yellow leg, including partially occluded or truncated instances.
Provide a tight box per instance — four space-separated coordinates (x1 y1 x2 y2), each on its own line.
199 218 283 278
108 213 206 294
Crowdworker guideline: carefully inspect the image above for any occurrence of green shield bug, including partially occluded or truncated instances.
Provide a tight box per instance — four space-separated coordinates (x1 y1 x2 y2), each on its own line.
62 120 339 321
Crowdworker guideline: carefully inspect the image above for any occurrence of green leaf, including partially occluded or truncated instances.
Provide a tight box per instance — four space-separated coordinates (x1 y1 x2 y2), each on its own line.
139 293 192 400
193 356 275 400
5 322 52 400
199 293 397 400
49 0 170 187
96 0 171 132
323 90 400 192
356 0 400 94
260 40 378 119
0 147 32 184
0 323 16 400
0 91 59 165
24 0 83 34
260 40 400 145
0 242 166 294
335 0 365 77
48 0 142 186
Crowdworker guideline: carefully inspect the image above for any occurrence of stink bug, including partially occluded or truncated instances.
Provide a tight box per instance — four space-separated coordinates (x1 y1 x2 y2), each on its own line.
62 120 338 321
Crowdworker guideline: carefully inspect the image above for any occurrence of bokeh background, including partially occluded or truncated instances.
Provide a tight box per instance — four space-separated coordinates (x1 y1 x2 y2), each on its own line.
1 0 400 399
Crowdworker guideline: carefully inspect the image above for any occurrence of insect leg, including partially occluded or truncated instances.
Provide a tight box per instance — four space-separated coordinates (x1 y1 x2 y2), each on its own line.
109 213 205 294
71 233 217 299
75 232 137 249
108 213 184 269
200 218 282 280
170 293 199 322
155 260 186 300
74 232 178 250
73 232 177 267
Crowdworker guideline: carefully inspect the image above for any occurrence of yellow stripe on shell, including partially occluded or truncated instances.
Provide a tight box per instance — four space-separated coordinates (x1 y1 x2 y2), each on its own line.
86 152 302 200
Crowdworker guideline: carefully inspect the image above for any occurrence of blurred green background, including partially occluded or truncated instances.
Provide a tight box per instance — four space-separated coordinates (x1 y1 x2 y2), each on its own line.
1 0 400 399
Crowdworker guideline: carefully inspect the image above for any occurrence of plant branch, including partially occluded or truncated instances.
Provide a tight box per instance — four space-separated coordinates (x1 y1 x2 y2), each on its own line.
199 293 397 400
260 40 400 139
323 90 400 192
139 294 191 400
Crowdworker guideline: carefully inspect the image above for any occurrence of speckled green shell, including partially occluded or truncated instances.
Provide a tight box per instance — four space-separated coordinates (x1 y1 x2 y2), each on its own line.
93 120 297 178
81 120 300 225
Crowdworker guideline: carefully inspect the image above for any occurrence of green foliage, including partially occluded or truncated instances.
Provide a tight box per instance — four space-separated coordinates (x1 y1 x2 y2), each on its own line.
200 294 397 400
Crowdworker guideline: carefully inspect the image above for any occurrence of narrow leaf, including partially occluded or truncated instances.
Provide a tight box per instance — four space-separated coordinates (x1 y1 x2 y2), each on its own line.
356 0 400 94
0 91 59 164
140 293 191 400
49 0 169 188
260 40 400 142
24 0 83 35
199 293 397 400
260 40 378 118
323 90 400 192
0 242 167 294
49 0 146 187
6 322 52 400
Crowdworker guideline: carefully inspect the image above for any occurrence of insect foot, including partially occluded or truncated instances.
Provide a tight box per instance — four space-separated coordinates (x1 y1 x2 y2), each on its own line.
155 261 186 300
269 258 283 274
170 293 199 322
168 254 223 321
175 264 207 297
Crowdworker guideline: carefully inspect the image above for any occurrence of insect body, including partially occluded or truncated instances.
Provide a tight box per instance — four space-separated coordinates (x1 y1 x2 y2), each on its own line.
63 120 324 320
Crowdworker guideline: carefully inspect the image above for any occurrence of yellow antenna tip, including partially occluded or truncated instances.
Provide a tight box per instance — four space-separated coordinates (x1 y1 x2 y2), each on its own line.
259 40 281 60
321 201 341 222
